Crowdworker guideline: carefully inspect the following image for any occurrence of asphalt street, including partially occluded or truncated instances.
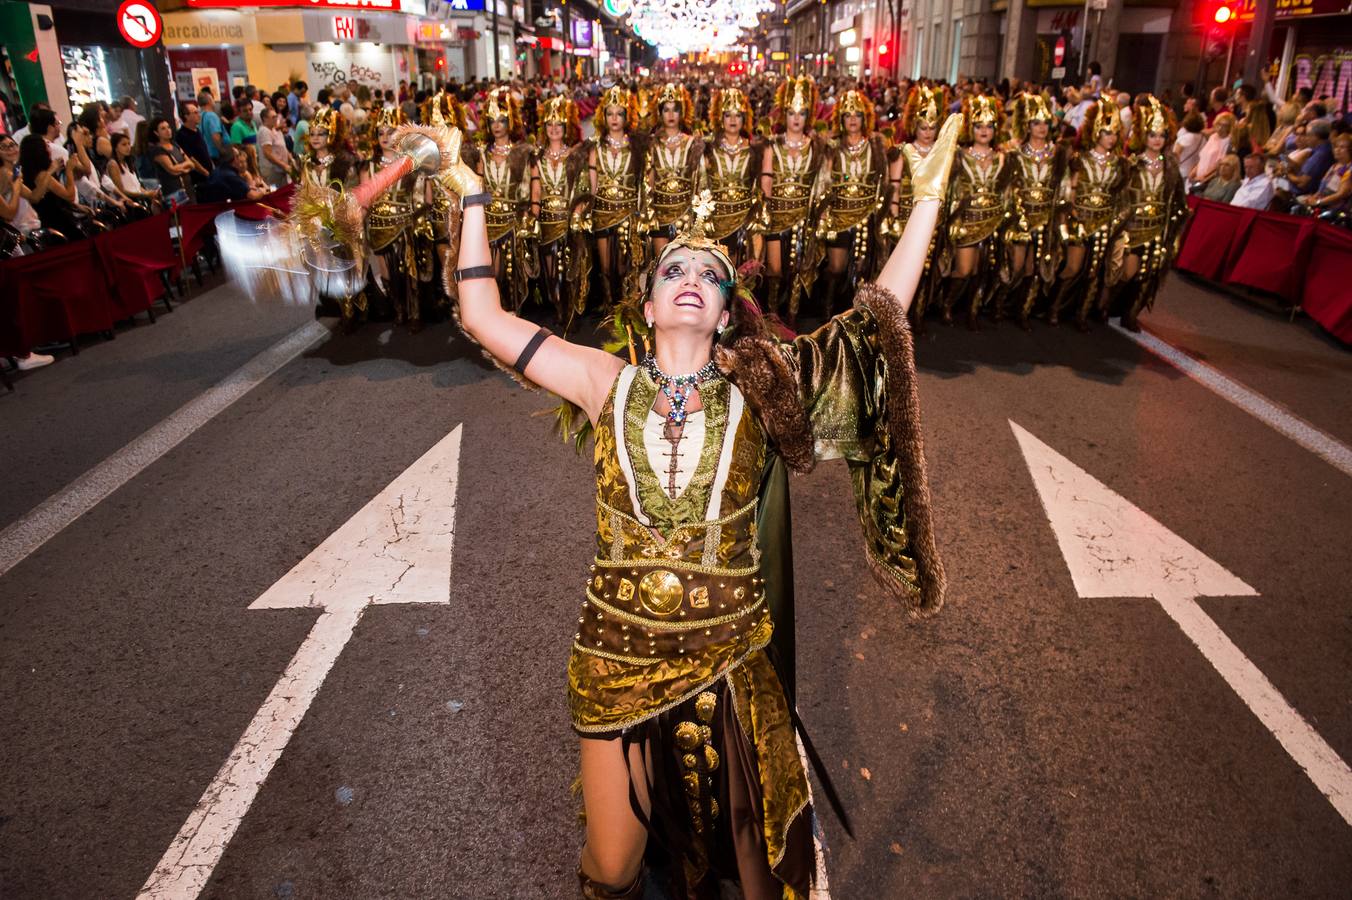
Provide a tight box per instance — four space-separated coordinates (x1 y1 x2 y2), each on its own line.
2 271 1349 899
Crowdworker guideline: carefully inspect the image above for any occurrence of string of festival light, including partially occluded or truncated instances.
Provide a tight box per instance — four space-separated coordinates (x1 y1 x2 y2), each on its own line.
606 0 773 56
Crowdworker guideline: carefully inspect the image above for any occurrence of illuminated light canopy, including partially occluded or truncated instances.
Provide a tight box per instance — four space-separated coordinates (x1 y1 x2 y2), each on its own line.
627 0 774 54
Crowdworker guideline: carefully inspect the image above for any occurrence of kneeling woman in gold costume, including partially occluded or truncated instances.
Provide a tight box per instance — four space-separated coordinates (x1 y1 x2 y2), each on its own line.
698 87 760 267
588 86 648 311
361 107 434 331
446 108 958 897
475 88 532 313
1109 96 1188 332
941 94 1012 329
755 76 826 327
815 89 888 316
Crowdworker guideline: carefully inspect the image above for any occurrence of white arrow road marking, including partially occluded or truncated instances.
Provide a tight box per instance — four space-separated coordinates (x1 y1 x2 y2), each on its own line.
139 425 462 899
1011 420 1352 827
0 320 330 578
1111 322 1352 478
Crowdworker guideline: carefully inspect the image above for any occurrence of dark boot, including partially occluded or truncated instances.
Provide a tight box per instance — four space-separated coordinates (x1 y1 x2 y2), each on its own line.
1016 277 1036 331
578 865 645 899
964 279 983 331
1075 279 1096 332
990 278 1010 323
940 277 965 326
1047 278 1076 327
1120 282 1145 332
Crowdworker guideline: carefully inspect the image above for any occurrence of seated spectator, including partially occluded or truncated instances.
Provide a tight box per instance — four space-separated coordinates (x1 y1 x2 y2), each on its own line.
1265 102 1300 156
1200 153 1243 203
1174 113 1205 180
18 133 87 237
143 116 195 206
104 132 160 210
1288 121 1333 199
0 134 42 236
1296 134 1352 215
1231 152 1275 210
1193 112 1235 184
205 144 267 202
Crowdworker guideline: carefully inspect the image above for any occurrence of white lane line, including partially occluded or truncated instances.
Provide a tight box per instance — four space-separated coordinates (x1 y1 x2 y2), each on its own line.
0 320 330 579
139 426 462 899
1111 321 1352 478
1156 591 1352 826
1013 420 1352 828
795 731 832 899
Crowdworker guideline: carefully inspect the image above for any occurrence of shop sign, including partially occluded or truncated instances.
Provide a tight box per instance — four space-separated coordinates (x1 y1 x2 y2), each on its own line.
1292 48 1352 113
301 10 413 43
1234 0 1352 19
571 18 593 48
770 50 788 61
163 11 256 46
117 0 163 48
187 0 403 10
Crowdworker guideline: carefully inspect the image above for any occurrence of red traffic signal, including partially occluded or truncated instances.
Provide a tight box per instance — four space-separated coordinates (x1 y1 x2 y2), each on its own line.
1213 4 1233 23
879 42 890 56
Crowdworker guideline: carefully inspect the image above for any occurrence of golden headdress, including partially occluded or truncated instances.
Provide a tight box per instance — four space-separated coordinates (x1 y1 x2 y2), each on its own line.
537 95 582 146
420 91 468 131
831 89 876 136
480 87 523 141
372 106 408 132
1008 91 1054 142
1080 96 1123 150
959 93 1004 144
708 87 753 136
593 84 639 134
1130 94 1177 152
654 82 695 130
307 105 350 156
773 75 818 127
899 84 947 142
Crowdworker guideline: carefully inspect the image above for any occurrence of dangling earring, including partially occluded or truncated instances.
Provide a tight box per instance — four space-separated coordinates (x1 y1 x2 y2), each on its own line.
646 319 654 328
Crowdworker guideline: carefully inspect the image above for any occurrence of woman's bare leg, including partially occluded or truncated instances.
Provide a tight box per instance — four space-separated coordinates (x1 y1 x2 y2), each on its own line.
579 737 651 891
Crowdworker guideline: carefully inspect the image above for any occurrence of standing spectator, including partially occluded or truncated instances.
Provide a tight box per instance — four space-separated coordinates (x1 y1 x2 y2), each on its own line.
294 103 314 146
176 101 212 193
288 80 306 124
145 117 194 206
198 90 227 161
1117 91 1133 135
247 84 267 120
1174 112 1205 180
118 96 145 138
229 98 259 178
1231 152 1275 210
255 106 293 188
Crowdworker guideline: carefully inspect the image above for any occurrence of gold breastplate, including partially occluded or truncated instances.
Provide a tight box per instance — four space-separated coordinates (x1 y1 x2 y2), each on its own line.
950 153 1005 247
1124 161 1167 247
594 143 638 231
365 161 420 251
1072 154 1121 233
823 141 881 232
707 143 754 240
766 142 813 233
1014 145 1057 227
538 154 572 245
650 136 695 227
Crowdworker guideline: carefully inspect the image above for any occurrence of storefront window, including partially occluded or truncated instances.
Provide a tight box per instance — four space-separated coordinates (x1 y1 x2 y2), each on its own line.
60 44 152 118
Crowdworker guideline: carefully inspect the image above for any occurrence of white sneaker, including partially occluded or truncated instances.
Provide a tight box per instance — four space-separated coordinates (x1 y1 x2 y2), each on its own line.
16 352 55 371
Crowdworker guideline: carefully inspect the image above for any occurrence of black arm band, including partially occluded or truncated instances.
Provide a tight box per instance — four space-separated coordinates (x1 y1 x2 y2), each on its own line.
454 265 495 283
460 191 492 209
512 327 552 376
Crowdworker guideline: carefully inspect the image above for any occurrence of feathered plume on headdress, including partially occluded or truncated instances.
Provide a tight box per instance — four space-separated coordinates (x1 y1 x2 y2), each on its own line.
898 84 947 143
479 87 524 142
959 93 1004 144
772 75 819 130
1008 91 1054 143
306 106 351 159
593 84 639 135
1130 94 1177 153
708 87 753 136
654 82 695 132
1079 96 1124 151
831 89 876 136
537 95 582 146
420 91 468 132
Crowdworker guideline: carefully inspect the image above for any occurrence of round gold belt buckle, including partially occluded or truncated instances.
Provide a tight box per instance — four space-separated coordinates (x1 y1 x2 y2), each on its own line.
638 570 683 617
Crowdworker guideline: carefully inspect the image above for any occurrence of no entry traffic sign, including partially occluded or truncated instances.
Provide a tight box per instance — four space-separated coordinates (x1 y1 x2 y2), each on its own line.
1053 35 1066 67
117 0 162 49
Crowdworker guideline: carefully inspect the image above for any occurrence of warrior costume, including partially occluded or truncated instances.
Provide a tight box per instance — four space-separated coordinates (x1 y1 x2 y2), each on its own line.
530 96 592 327
588 86 649 310
422 91 472 299
478 88 533 312
645 83 705 240
363 107 434 329
298 106 364 321
815 90 888 314
699 88 760 264
1002 93 1068 329
942 94 1012 328
885 85 948 328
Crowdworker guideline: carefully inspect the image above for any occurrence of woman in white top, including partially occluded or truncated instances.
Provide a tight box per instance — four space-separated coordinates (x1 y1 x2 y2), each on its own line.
1192 111 1235 185
105 133 160 209
1173 112 1205 180
0 134 42 235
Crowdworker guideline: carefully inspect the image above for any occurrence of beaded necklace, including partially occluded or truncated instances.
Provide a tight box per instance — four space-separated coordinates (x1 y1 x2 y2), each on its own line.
643 354 720 429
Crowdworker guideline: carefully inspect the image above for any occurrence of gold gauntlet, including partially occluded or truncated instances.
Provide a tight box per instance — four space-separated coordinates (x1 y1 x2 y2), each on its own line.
903 113 962 204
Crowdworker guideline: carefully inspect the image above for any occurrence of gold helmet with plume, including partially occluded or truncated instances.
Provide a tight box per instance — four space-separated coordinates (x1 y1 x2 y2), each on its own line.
959 93 1004 144
708 87 753 136
654 82 695 130
537 95 582 145
593 84 639 134
307 105 349 156
372 106 408 132
831 89 876 136
773 75 819 127
1008 91 1054 142
1080 96 1123 150
481 86 523 140
1130 94 1177 153
899 84 947 142
421 90 468 131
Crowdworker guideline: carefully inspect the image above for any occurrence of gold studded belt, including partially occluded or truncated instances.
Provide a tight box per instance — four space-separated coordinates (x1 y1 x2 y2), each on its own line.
576 562 766 663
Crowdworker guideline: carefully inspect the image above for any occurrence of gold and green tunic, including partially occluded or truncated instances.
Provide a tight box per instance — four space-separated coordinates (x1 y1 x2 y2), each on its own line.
593 138 642 234
364 156 431 326
761 138 817 236
1108 152 1189 312
947 149 1009 249
818 135 886 239
480 141 532 311
532 143 591 321
647 132 702 230
1060 148 1129 319
1005 141 1066 296
701 137 758 245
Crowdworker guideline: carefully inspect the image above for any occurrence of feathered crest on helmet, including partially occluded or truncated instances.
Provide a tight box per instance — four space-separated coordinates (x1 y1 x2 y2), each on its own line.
831 89 876 136
420 91 468 132
1130 94 1177 153
959 93 1004 144
537 95 582 146
898 84 947 143
372 106 408 132
635 86 657 132
478 87 524 142
307 105 351 157
654 82 696 132
1008 91 1054 143
1079 97 1124 151
772 75 818 130
709 87 754 137
593 84 639 135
